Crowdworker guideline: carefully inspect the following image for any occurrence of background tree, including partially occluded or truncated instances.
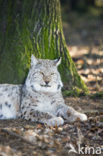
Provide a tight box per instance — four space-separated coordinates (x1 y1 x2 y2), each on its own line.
0 0 88 94
61 0 95 11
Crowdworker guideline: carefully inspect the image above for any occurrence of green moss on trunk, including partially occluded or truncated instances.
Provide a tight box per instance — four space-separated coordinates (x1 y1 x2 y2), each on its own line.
0 0 88 94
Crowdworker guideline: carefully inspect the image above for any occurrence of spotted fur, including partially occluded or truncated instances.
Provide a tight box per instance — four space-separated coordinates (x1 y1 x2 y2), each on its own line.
0 55 87 126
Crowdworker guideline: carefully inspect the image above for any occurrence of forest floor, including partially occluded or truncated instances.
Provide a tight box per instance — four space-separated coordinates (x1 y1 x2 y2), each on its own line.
0 10 103 156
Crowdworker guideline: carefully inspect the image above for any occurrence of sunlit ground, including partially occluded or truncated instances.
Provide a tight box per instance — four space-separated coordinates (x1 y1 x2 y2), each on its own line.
69 46 103 93
62 7 103 93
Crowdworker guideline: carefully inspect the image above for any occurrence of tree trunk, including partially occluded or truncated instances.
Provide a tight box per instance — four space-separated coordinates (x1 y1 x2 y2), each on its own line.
0 0 88 94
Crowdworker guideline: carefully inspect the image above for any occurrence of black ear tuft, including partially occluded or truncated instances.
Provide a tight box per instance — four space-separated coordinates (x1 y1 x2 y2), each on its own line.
54 57 62 66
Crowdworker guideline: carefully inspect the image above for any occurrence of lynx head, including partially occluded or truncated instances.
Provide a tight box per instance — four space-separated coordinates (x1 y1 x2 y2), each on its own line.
25 55 63 93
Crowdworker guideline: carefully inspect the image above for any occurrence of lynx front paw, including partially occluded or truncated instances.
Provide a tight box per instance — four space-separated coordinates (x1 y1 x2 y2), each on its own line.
46 117 64 126
66 112 87 123
77 113 87 121
71 113 87 122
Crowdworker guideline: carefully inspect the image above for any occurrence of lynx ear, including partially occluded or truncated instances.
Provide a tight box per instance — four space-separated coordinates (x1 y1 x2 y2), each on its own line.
31 54 38 66
54 57 61 66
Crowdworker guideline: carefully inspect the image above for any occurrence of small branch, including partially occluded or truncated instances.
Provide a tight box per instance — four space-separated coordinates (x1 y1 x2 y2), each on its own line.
0 128 35 146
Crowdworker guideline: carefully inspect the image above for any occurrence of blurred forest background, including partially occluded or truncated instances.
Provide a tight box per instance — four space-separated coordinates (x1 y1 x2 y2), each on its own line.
61 0 103 94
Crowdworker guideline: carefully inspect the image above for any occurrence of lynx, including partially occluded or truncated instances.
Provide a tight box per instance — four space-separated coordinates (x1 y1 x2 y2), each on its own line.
0 55 87 126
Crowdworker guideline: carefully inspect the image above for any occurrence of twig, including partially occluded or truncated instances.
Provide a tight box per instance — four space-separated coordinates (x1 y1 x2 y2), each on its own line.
0 128 35 146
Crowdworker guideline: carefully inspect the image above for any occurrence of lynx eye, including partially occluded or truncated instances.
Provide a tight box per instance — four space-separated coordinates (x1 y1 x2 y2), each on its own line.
40 72 44 76
51 73 55 75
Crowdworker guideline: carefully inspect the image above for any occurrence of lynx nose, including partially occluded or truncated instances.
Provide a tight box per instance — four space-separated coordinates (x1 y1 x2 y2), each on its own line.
45 81 49 85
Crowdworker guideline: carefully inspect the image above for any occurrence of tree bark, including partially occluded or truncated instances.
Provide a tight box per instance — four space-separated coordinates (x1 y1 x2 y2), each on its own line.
0 0 88 94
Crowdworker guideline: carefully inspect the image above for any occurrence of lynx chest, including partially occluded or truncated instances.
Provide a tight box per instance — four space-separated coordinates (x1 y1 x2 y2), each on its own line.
26 92 59 114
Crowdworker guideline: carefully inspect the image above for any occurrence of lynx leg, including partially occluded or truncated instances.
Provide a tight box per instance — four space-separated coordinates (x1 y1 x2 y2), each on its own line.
20 110 64 126
56 105 87 122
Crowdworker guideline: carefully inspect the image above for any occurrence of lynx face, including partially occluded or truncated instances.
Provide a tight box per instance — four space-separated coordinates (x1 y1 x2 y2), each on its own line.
25 55 63 93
